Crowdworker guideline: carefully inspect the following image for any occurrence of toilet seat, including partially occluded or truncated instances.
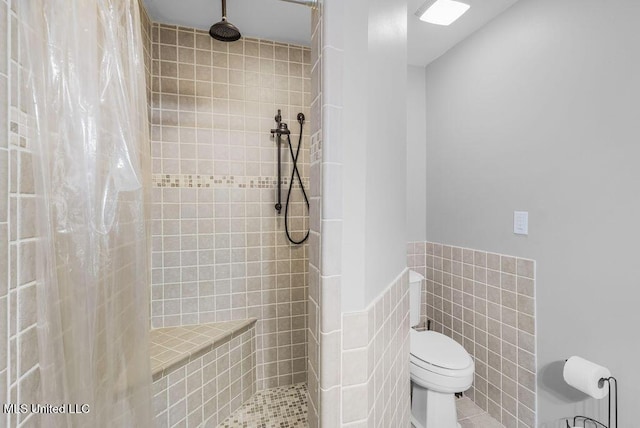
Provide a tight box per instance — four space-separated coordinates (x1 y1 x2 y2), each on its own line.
410 330 472 372
409 330 474 393
410 354 474 378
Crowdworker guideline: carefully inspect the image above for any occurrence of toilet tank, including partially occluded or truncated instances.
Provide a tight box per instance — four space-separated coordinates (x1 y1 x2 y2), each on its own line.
409 270 424 327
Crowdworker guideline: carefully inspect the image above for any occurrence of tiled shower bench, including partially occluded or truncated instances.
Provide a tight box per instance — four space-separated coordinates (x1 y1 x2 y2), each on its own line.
150 318 257 427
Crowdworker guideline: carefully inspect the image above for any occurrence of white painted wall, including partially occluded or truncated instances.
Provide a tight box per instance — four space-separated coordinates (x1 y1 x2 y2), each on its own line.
407 66 427 242
422 0 640 425
362 0 408 306
143 0 311 46
327 0 408 311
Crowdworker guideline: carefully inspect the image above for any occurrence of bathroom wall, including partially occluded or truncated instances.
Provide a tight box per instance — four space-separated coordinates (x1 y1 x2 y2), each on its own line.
1 1 40 426
406 66 427 243
0 0 9 421
408 242 537 427
340 270 411 427
312 0 410 426
149 23 311 390
339 0 408 310
306 3 323 426
421 0 640 425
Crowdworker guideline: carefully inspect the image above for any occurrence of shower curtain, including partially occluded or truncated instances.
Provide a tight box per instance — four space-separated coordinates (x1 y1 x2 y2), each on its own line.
20 0 152 426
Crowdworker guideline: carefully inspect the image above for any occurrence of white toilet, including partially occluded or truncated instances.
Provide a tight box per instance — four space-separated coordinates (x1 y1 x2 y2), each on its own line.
409 270 475 428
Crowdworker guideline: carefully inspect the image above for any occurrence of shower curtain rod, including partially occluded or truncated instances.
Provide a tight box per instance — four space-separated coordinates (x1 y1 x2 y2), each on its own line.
279 0 317 7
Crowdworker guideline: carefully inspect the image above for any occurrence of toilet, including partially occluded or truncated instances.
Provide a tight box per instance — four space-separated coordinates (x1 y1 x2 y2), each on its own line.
409 270 475 428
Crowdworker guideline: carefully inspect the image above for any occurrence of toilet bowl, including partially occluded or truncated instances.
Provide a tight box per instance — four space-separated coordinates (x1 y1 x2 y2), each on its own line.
410 329 474 428
408 271 475 428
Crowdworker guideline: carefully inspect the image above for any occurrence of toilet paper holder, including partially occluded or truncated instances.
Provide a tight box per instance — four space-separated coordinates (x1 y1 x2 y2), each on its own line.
565 375 618 428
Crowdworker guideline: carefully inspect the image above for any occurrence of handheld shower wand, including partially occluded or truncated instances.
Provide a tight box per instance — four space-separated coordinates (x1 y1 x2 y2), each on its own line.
270 110 309 244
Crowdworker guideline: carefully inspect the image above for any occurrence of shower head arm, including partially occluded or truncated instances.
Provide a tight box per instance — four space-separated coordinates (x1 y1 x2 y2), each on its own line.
210 0 241 41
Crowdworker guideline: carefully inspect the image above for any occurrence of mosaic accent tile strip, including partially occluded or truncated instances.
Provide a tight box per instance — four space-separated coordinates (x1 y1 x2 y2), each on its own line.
8 110 29 148
217 382 308 428
309 131 321 164
407 241 537 428
152 173 309 189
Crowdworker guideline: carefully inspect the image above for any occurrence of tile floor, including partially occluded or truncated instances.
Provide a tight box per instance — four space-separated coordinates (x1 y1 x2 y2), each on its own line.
218 383 503 428
456 397 504 428
218 383 308 428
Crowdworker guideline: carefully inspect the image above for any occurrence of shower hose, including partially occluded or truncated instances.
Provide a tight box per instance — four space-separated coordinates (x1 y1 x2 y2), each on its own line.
283 114 310 245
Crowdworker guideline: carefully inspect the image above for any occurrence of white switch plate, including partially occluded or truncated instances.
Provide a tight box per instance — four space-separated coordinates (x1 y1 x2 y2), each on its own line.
514 211 528 235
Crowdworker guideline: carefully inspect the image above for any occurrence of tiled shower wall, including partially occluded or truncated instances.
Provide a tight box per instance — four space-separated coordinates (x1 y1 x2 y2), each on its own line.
149 23 311 390
0 3 153 427
307 3 323 427
408 242 537 428
140 1 152 122
1 3 154 427
0 0 9 421
1 1 41 427
340 270 411 427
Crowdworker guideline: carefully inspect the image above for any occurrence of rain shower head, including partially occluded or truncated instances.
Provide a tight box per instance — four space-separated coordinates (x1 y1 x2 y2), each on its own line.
209 0 241 42
209 20 241 42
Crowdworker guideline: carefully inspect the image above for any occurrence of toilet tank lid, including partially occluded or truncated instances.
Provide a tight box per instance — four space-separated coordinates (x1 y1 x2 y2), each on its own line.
409 270 424 283
410 330 472 370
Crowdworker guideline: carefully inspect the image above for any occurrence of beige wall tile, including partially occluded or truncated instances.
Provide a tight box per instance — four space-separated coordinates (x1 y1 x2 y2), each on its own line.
151 20 311 391
410 243 537 426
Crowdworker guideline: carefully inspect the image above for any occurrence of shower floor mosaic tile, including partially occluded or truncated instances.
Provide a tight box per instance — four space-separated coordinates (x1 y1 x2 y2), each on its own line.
217 383 502 427
218 383 308 428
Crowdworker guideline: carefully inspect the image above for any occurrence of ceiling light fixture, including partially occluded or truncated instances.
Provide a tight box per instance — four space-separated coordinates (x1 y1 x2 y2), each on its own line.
415 0 471 26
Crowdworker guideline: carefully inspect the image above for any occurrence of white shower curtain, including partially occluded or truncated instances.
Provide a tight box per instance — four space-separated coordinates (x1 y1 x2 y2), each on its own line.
20 0 152 426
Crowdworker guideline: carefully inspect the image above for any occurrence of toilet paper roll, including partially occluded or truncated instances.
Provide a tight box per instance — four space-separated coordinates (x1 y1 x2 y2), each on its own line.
563 356 611 399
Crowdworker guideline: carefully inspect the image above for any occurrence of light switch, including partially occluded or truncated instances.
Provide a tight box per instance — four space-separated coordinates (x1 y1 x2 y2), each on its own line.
514 211 528 235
